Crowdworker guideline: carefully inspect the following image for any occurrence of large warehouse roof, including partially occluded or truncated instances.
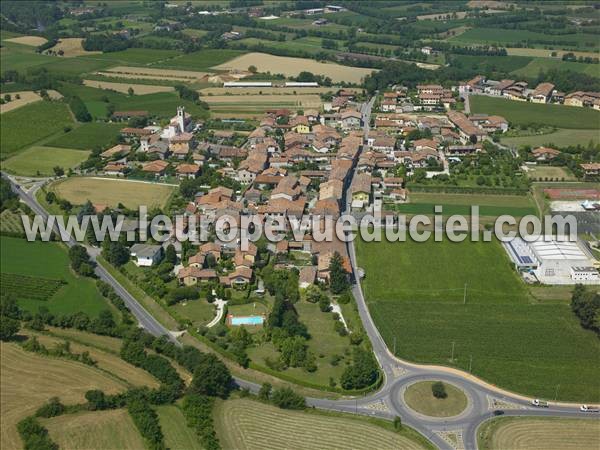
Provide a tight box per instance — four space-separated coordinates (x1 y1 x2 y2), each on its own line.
529 240 588 261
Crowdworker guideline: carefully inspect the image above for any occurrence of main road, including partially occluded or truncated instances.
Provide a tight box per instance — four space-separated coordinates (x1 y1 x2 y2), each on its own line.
3 107 597 450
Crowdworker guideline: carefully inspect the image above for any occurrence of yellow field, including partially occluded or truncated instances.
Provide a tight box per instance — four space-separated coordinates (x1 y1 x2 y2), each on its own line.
51 177 176 209
5 35 47 46
214 398 428 450
1 342 127 450
46 38 101 57
0 91 42 114
200 86 343 95
506 48 600 59
212 52 376 84
47 327 123 352
43 409 145 450
103 66 208 82
478 417 600 450
83 79 175 94
32 333 160 389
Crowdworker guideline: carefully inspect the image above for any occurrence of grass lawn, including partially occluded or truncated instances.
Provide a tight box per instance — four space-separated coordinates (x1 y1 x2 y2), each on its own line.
153 49 245 71
0 41 57 71
0 209 25 234
246 300 351 386
50 176 176 209
470 95 600 129
0 237 111 318
42 409 145 450
1 342 127 450
356 237 600 401
404 381 468 418
501 128 599 148
46 122 123 150
214 398 432 450
170 298 217 328
477 417 600 450
155 404 202 450
0 101 73 156
1 146 90 176
451 54 533 73
524 165 576 181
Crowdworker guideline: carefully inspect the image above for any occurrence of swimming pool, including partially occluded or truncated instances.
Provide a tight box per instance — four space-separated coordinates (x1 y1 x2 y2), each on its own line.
230 316 264 326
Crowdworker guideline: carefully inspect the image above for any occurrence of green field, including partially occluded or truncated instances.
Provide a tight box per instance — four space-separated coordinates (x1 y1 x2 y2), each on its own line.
214 398 432 450
404 381 468 418
46 123 123 150
513 57 600 78
501 128 599 148
356 237 600 401
0 40 57 71
155 405 203 450
470 95 600 129
477 417 600 450
0 101 73 156
0 236 110 317
1 146 90 175
57 82 209 119
396 193 537 217
450 28 600 50
153 49 245 71
452 54 533 73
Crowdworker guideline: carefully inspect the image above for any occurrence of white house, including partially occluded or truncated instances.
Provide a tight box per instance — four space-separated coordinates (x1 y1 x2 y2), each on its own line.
130 244 163 267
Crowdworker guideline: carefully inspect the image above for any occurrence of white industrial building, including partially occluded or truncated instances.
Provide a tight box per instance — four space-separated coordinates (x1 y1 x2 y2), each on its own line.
223 81 272 88
504 237 599 285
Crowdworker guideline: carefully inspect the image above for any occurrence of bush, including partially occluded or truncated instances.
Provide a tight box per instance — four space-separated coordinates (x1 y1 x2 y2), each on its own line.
182 394 219 450
432 381 447 399
17 417 58 450
35 397 65 418
127 395 165 450
271 387 305 410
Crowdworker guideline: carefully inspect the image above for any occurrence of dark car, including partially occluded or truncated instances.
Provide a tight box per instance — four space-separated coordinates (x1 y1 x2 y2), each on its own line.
493 410 505 416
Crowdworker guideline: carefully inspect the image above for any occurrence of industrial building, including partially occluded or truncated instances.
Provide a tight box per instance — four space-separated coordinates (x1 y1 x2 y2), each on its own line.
503 237 599 285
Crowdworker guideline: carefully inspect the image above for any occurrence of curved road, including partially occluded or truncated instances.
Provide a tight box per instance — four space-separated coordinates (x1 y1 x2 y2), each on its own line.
4 117 598 450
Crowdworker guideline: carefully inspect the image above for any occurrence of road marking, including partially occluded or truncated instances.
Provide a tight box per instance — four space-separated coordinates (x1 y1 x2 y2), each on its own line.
487 396 526 410
434 430 465 450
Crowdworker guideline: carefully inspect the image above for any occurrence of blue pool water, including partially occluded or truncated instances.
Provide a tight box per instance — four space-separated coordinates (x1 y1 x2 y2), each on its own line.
231 316 264 326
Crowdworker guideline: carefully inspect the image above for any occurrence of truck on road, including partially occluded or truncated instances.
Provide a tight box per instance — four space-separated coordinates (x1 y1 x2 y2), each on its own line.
531 399 548 407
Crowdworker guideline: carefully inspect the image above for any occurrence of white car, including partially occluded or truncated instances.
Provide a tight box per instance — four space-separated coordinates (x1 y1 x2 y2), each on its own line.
580 405 599 412
531 399 548 407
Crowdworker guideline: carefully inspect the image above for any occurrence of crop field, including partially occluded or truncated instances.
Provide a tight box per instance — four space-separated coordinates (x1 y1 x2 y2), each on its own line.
51 176 176 209
506 47 600 59
83 79 175 94
89 48 180 65
152 48 245 71
395 192 536 217
450 28 600 50
451 54 533 73
155 405 203 450
200 86 341 95
0 40 57 71
1 342 127 450
469 95 600 129
46 37 101 57
104 65 209 82
0 101 73 156
477 417 600 450
0 209 25 234
0 236 110 317
43 409 145 450
513 57 600 77
57 82 209 119
501 128 599 148
0 273 64 301
203 94 322 117
47 123 123 150
355 237 600 401
0 90 42 114
4 35 47 46
214 398 429 450
213 52 376 84
2 146 90 176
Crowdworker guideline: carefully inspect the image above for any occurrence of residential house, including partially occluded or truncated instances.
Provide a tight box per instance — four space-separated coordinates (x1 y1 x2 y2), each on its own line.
177 267 217 286
176 163 200 179
142 160 169 177
530 82 555 104
130 244 163 267
298 266 317 289
339 110 362 130
101 144 131 159
531 147 561 162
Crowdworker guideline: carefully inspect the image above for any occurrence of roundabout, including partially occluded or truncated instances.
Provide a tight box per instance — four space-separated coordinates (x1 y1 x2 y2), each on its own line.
403 380 469 419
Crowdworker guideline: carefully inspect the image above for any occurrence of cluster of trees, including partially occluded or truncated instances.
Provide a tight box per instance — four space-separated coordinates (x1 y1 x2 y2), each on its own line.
175 84 200 102
23 336 97 366
329 252 350 294
17 417 58 450
127 394 166 450
181 394 219 450
101 240 130 266
0 177 18 212
432 381 448 399
571 285 600 336
82 33 131 52
258 383 306 410
69 244 96 277
340 347 379 390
